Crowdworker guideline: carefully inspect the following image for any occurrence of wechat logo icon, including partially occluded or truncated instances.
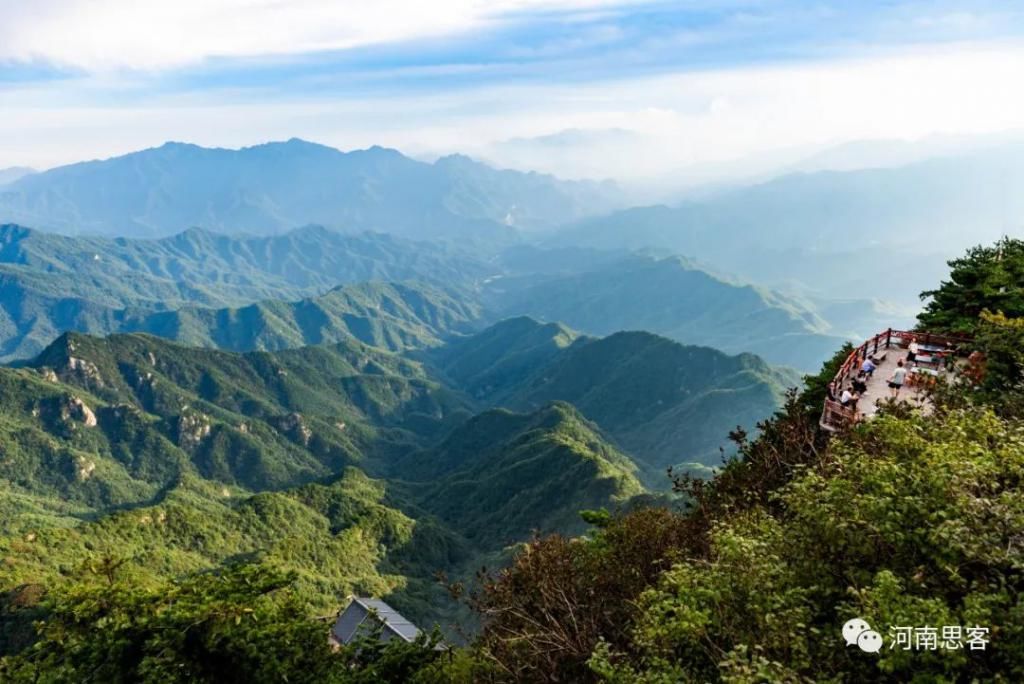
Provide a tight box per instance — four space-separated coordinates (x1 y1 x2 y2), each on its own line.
843 618 883 654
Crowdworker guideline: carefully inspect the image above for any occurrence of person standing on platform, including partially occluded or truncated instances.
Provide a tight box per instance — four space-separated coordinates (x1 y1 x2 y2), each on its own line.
889 360 908 398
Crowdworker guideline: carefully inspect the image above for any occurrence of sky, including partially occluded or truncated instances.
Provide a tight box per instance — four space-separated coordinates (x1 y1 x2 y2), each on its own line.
2 0 1024 183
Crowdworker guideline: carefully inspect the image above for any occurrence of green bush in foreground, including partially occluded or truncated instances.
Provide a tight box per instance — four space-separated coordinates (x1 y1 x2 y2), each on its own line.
589 406 1024 682
0 561 452 684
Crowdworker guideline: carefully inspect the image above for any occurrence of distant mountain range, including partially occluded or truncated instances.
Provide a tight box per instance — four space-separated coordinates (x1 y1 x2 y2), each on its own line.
0 223 852 369
117 281 482 354
0 224 491 360
0 223 490 305
0 139 623 239
551 143 1024 305
0 167 34 187
485 254 846 368
2 136 993 352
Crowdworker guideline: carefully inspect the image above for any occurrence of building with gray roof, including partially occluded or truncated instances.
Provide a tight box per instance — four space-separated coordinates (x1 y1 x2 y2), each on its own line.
330 597 423 647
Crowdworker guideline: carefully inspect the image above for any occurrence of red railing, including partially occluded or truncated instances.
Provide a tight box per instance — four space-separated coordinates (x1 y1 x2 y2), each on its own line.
819 328 973 431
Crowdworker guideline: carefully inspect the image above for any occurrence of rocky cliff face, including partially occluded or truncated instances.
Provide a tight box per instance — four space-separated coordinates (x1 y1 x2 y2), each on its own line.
275 412 312 447
66 396 97 427
176 410 212 450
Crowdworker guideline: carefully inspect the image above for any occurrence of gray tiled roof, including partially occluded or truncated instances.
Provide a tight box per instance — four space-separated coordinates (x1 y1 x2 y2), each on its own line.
332 597 422 645
332 601 370 644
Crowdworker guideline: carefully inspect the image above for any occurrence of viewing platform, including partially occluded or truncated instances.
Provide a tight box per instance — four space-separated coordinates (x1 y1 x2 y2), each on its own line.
820 328 974 432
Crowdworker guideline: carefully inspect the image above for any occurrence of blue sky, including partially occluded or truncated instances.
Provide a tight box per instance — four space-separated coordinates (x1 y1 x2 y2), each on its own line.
2 0 1024 178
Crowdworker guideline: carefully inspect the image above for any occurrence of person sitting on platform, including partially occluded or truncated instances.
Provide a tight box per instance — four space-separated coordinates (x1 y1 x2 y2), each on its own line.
861 357 877 377
840 387 859 406
852 376 868 395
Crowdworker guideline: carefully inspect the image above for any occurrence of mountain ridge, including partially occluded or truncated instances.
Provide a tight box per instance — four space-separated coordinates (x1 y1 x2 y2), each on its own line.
550 143 1024 306
0 224 493 361
0 140 624 239
427 316 798 473
487 253 845 369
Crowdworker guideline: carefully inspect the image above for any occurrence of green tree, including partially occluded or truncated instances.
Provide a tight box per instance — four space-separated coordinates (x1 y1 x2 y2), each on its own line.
918 237 1024 333
590 407 1024 682
0 561 446 683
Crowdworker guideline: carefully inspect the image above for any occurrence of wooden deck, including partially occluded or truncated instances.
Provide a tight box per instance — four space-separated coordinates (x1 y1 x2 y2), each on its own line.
820 329 971 431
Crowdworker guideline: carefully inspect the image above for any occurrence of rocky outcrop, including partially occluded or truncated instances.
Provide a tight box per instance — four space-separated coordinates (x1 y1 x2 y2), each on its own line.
62 356 104 387
65 396 97 427
75 455 97 481
275 412 312 447
175 410 212 450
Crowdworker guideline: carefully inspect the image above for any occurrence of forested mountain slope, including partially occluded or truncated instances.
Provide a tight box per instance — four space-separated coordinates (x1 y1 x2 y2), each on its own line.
486 254 845 369
400 403 644 545
2 331 467 518
116 281 482 354
0 224 491 360
0 330 661 652
429 317 798 471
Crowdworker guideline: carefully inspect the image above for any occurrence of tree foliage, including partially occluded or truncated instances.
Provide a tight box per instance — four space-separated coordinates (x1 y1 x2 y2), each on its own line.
590 407 1024 682
918 237 1024 333
0 560 450 684
469 508 693 682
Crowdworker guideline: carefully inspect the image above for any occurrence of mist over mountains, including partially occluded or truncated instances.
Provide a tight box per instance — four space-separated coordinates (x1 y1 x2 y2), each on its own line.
3 135 1022 368
486 254 846 369
0 222 856 369
554 142 1024 307
4 135 1019 313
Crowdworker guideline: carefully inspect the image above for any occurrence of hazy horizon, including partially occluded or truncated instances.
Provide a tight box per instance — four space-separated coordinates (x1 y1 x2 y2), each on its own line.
4 1 1024 185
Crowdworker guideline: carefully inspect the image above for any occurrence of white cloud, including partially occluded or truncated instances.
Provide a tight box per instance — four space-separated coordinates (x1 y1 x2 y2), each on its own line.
3 42 1024 186
0 0 639 71
415 43 1024 180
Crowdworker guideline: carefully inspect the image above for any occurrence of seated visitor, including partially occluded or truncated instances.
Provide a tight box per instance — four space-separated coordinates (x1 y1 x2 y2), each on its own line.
852 377 868 394
861 358 877 377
